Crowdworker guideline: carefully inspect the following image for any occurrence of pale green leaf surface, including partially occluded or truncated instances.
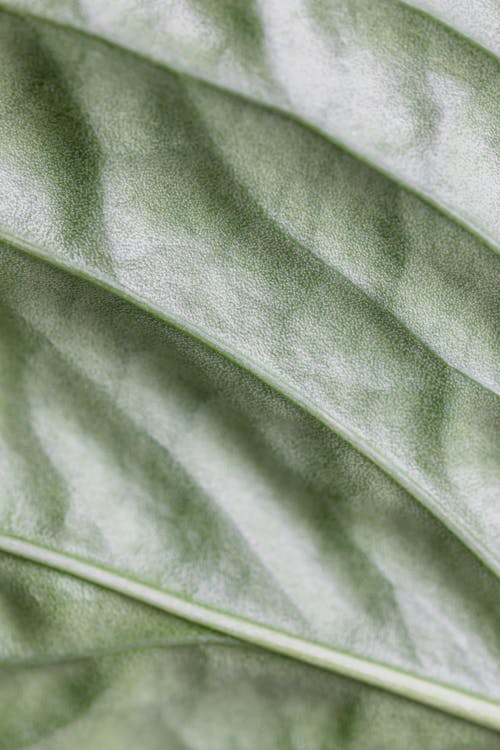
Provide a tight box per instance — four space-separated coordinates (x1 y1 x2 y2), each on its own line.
400 0 500 56
0 0 499 744
1 248 500 728
1 0 499 246
0 10 499 570
0 552 221 666
1 554 500 750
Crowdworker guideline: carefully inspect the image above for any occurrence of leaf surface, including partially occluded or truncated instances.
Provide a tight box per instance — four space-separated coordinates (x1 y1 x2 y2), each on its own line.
2 0 499 245
0 0 499 744
2 553 500 749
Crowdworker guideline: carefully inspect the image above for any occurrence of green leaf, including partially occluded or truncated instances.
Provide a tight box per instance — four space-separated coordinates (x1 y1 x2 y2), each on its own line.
1 556 498 750
0 1 499 746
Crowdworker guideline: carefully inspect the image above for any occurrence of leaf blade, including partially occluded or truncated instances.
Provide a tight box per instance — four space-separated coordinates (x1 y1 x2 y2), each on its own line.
1 248 499 726
0 2 499 744
1 0 499 247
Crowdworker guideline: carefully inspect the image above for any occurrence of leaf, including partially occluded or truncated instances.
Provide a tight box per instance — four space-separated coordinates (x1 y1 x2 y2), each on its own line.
0 1 499 746
1 556 499 750
2 559 498 750
3 0 499 244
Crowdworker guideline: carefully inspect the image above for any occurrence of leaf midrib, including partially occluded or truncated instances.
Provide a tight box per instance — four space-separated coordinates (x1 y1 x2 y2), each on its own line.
0 2 498 255
0 532 499 731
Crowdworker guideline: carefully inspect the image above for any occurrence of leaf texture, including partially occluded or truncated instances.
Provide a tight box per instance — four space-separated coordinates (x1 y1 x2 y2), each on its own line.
2 0 499 246
0 0 499 745
3 559 500 750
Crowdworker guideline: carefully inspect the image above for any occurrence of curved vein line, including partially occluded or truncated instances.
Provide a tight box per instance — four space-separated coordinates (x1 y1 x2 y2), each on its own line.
7 292 427 658
230 188 498 398
3 230 499 580
397 0 499 60
184 84 498 398
0 637 234 670
7 300 310 626
0 3 497 255
0 532 498 730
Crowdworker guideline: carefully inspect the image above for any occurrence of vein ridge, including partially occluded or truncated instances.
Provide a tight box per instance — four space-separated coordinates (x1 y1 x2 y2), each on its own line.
2 231 499 581
0 2 497 255
0 532 499 731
